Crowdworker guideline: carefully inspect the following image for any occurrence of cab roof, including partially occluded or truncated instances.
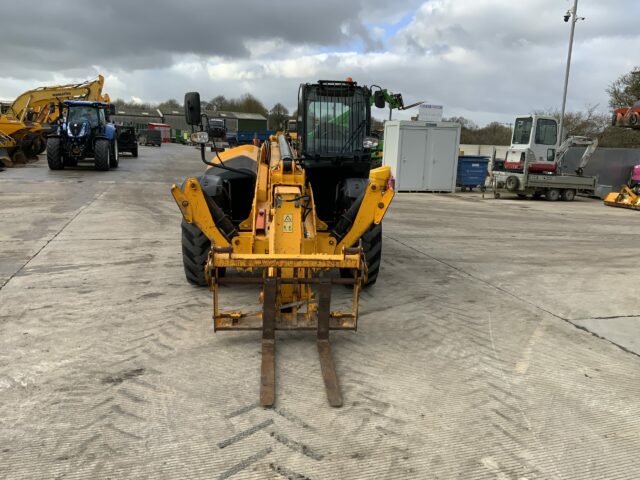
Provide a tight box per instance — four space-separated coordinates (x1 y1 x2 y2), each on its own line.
63 100 109 108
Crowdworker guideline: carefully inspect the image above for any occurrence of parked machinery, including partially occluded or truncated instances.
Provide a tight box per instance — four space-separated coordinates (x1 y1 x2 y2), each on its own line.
612 101 640 129
604 165 640 210
117 126 138 157
46 101 119 171
0 132 25 167
171 79 395 407
492 114 598 200
0 76 108 161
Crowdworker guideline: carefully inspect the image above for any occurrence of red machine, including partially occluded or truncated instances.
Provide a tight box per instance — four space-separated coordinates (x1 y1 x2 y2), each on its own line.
148 122 171 143
612 101 640 129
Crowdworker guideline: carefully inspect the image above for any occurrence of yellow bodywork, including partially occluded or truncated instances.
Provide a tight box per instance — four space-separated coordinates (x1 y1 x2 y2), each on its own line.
604 185 640 210
171 136 394 332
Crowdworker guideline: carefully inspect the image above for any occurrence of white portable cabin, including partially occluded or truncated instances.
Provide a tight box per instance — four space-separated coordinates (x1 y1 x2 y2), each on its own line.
382 120 461 192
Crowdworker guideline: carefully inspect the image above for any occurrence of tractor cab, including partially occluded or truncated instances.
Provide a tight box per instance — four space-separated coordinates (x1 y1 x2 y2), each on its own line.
505 115 559 173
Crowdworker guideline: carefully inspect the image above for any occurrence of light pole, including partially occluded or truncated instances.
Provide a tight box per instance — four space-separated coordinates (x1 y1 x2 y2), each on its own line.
558 0 585 142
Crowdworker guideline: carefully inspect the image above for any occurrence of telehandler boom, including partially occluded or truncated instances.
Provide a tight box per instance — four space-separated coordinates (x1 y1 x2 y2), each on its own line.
172 80 395 407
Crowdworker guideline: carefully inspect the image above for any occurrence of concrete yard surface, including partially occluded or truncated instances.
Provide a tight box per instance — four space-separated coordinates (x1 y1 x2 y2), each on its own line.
1 144 639 479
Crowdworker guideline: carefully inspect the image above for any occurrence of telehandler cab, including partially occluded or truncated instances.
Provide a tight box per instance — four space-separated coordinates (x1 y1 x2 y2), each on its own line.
172 79 395 407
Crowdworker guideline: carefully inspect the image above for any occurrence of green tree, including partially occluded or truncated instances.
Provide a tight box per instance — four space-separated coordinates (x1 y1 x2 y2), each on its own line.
607 67 640 108
268 103 289 130
532 106 609 138
208 95 229 111
157 99 181 112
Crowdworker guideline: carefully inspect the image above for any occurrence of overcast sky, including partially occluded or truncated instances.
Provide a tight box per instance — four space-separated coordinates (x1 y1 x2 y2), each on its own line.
1 0 637 125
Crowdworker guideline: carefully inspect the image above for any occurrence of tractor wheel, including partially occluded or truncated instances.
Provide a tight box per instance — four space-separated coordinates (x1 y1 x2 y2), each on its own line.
181 219 225 286
46 138 64 170
340 223 382 288
94 139 110 171
562 189 576 201
545 188 561 201
109 139 119 168
131 146 138 158
629 112 639 127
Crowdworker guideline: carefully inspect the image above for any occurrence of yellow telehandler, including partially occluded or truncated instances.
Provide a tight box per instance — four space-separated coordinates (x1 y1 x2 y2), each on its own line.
172 80 395 407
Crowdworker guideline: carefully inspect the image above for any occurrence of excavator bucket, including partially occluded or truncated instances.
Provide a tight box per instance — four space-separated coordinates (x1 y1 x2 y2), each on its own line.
0 133 24 168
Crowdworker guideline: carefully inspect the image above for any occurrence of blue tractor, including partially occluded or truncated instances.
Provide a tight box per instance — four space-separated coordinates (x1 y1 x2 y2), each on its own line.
46 100 119 171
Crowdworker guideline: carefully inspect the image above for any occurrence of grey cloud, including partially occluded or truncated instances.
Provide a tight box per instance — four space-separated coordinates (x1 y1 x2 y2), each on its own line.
0 0 404 72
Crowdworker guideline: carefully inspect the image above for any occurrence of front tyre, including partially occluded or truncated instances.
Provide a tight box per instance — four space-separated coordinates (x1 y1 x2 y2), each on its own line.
109 139 119 168
181 220 226 286
340 223 383 288
94 139 110 171
46 137 64 170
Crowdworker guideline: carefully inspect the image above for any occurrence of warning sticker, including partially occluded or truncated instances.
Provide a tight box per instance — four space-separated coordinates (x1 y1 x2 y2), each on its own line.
283 214 293 233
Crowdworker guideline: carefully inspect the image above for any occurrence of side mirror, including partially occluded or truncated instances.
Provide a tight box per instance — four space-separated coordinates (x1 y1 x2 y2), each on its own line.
184 92 201 126
374 90 386 109
108 104 116 116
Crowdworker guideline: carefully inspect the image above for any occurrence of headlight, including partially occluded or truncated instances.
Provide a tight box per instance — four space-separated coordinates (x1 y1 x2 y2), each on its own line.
191 131 209 144
363 137 379 149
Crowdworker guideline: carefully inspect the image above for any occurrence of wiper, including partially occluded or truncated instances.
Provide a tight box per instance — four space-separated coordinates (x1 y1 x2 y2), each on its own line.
340 119 367 153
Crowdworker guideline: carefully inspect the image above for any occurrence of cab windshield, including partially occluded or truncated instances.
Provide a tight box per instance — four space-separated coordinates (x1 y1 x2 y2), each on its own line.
512 117 533 145
67 106 100 128
304 88 367 155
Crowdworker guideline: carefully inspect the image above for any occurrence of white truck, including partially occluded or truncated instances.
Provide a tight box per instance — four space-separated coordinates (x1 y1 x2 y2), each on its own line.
492 114 598 201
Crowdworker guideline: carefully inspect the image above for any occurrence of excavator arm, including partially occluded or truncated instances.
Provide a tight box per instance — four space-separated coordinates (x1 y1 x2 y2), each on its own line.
9 75 106 124
555 135 598 175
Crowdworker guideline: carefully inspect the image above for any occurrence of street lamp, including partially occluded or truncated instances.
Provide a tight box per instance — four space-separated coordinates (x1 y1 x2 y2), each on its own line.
558 0 585 142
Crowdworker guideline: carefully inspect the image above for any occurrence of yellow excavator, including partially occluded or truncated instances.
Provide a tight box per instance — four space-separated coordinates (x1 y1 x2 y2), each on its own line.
0 75 108 165
0 132 24 167
172 80 395 407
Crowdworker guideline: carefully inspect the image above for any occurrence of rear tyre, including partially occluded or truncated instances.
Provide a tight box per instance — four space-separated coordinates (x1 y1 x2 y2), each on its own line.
109 139 119 168
131 146 138 158
46 138 64 170
181 219 225 286
94 139 110 171
545 188 561 201
36 135 47 154
340 223 382 288
562 189 576 201
517 193 527 199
